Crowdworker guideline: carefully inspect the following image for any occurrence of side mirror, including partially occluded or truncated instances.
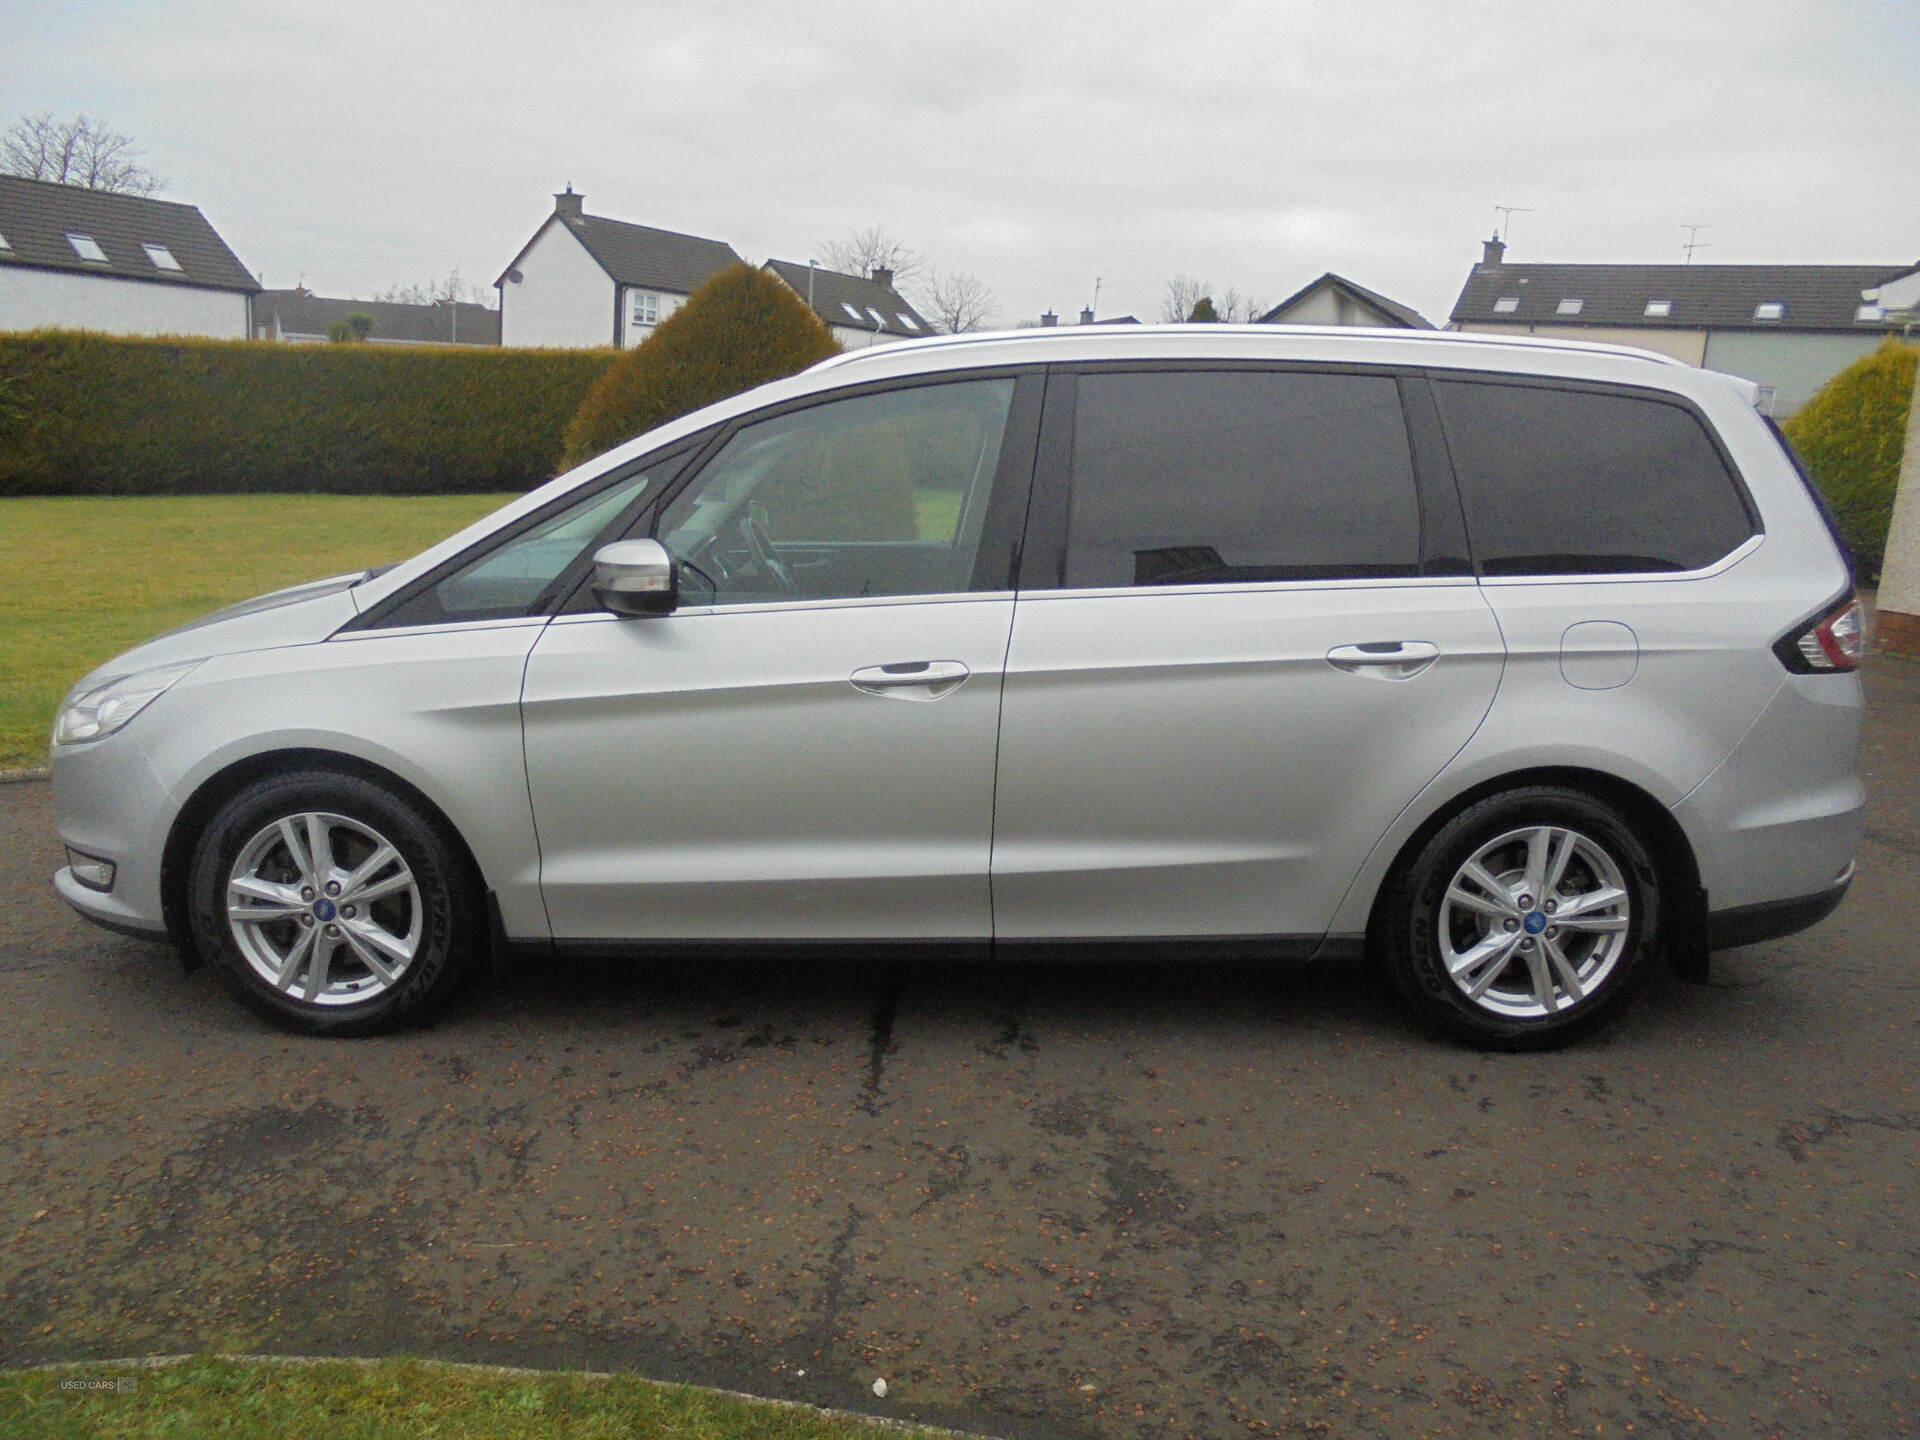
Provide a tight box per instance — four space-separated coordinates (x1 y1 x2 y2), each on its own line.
590 539 678 617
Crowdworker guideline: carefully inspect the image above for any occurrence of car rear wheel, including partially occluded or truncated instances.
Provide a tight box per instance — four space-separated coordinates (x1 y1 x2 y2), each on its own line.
188 770 478 1035
1381 786 1660 1050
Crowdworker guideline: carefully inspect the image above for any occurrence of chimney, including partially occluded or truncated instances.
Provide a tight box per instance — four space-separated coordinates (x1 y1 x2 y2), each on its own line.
870 265 893 290
1079 307 1095 325
1482 233 1506 266
1040 310 1058 327
555 185 583 220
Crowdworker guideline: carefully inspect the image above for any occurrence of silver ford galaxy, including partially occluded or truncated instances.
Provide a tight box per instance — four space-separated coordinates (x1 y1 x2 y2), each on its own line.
50 326 1866 1048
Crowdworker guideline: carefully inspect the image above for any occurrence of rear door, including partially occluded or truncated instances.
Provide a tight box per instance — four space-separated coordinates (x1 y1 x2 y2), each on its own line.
989 365 1506 948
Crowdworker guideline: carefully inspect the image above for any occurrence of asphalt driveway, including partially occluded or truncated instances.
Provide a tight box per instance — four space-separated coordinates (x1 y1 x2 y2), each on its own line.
2 660 1916 1438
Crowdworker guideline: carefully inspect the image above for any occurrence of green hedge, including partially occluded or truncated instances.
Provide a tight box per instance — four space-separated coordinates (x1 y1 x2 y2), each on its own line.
561 263 840 469
1781 341 1917 583
0 331 617 495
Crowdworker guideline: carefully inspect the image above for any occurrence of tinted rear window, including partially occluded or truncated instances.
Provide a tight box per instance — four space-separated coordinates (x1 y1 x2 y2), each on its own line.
1064 369 1421 588
1432 379 1754 576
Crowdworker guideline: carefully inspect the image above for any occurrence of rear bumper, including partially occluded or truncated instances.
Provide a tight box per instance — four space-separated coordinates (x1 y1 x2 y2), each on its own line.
1706 862 1853 951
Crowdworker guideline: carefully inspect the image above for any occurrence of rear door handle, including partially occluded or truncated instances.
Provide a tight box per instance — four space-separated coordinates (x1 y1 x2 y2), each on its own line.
1326 641 1440 679
850 660 970 700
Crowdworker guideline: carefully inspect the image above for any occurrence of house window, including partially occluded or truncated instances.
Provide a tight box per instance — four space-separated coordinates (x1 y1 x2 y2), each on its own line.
841 302 863 321
1754 301 1785 321
66 233 108 262
1644 300 1672 318
1492 297 1519 314
630 291 660 326
0 231 11 251
142 243 182 271
865 307 886 327
1556 298 1584 316
1856 304 1887 323
897 312 920 331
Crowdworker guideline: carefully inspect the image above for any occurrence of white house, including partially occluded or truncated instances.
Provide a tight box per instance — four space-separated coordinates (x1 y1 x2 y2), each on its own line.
761 259 932 348
254 289 500 346
1257 272 1433 329
1450 237 1920 414
495 188 740 348
0 174 258 338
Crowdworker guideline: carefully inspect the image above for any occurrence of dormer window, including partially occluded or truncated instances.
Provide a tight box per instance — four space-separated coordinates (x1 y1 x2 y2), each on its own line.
1492 296 1519 314
67 233 107 262
142 243 181 272
1556 298 1584 316
1753 301 1785 321
1644 300 1672 318
1855 304 1887 323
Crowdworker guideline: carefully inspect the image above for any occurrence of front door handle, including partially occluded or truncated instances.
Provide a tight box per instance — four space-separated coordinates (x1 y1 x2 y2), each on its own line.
1326 641 1440 680
850 660 970 700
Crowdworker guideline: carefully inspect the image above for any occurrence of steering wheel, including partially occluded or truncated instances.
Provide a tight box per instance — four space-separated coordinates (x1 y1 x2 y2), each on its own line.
738 507 799 600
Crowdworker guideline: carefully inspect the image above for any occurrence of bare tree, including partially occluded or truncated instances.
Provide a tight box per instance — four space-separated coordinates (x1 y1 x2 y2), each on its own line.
1160 274 1211 323
821 225 926 287
1162 275 1265 323
2 112 164 195
375 267 495 308
922 269 997 333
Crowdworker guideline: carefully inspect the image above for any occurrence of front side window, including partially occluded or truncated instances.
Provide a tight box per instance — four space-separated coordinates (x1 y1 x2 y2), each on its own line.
380 462 666 626
1432 378 1755 576
657 379 1016 606
1061 369 1421 589
631 291 660 326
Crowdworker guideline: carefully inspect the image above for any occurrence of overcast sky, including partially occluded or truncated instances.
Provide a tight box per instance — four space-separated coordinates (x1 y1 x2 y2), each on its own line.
5 0 1915 328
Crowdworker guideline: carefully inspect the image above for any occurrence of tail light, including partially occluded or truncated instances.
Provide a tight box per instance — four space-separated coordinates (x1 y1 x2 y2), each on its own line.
1774 594 1866 674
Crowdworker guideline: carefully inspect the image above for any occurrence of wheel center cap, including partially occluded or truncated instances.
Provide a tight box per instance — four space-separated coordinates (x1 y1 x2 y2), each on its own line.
312 898 337 922
1523 910 1548 935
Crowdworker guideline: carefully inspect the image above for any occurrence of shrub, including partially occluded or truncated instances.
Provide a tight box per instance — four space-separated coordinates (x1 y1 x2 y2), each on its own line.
1781 341 1917 582
0 331 616 495
561 263 840 469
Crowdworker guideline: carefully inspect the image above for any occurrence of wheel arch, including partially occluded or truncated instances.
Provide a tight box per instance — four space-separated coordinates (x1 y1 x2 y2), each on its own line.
159 747 490 954
1363 765 1706 969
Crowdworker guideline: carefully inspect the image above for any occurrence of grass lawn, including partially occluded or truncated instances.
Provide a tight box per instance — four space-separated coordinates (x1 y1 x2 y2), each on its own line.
0 494 513 770
3 487 974 770
0 1355 949 1439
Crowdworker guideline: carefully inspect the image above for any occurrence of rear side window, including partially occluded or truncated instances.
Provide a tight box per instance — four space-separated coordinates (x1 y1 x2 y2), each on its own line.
1432 378 1754 576
1063 369 1421 588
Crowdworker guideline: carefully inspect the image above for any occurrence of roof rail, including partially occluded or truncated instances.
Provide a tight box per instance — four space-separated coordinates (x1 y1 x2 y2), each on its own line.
810 323 1691 372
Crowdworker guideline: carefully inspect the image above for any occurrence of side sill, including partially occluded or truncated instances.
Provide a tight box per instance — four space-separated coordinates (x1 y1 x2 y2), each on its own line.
522 935 1343 966
1707 868 1852 951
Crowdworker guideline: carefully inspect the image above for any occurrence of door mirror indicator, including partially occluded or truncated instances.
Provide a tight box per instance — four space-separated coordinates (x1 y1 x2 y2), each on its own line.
591 539 678 617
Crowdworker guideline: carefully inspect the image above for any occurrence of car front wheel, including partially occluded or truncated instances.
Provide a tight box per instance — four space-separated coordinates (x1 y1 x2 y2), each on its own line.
187 770 479 1035
1381 786 1660 1050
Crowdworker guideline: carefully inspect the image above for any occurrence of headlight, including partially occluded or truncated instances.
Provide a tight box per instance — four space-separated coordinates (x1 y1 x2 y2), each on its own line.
52 662 201 746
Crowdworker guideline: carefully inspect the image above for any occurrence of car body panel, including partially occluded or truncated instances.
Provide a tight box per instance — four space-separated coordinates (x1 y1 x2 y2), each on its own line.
522 597 1014 940
990 578 1505 938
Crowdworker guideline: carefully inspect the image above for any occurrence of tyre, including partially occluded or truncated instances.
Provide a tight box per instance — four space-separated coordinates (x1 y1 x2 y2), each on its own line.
1379 786 1660 1051
187 770 480 1036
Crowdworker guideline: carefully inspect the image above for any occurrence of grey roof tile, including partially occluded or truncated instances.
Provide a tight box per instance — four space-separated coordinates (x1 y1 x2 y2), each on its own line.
1451 260 1920 331
763 259 932 337
256 290 500 345
1258 271 1433 328
560 212 740 294
0 174 257 293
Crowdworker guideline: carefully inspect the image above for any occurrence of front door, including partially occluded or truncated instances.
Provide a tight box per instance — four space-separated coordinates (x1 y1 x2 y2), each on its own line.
522 373 1037 943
